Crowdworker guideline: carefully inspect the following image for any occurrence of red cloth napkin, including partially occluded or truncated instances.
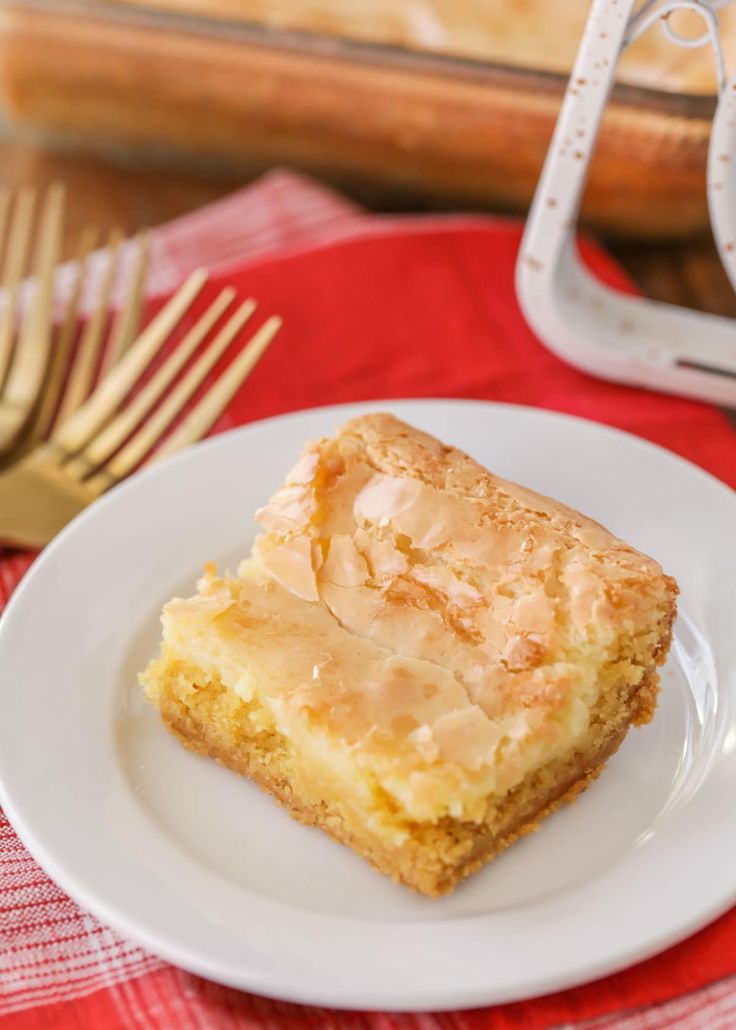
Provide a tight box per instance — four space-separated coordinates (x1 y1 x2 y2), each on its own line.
1 173 734 1029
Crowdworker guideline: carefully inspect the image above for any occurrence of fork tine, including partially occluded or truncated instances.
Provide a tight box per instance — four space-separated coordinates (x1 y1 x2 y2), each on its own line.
98 230 150 377
0 184 63 453
28 225 98 444
55 227 123 425
79 286 235 469
0 188 13 287
146 314 281 466
52 267 208 453
91 296 258 484
0 186 36 387
0 188 12 252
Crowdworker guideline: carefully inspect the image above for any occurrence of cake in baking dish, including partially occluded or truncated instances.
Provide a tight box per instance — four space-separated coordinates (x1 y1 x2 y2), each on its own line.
140 414 678 895
114 0 734 94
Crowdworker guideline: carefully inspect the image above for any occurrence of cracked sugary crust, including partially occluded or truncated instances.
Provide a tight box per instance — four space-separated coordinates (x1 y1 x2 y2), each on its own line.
339 412 543 502
337 414 661 562
340 412 521 493
331 413 679 626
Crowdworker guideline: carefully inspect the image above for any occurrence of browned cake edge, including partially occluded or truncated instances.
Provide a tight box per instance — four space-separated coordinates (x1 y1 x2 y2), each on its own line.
148 625 669 896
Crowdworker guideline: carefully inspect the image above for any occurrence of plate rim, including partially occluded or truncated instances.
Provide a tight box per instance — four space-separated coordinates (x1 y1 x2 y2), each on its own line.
0 397 734 1011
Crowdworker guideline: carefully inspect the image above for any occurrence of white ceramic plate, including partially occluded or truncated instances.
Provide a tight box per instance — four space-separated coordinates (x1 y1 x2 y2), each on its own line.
0 400 734 1012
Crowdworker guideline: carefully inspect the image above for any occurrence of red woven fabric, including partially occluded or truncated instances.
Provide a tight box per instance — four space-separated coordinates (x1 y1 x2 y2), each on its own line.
1 180 734 1029
211 220 735 485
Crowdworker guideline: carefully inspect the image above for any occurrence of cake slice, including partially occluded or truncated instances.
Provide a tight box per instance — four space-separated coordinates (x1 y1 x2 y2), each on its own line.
140 413 678 896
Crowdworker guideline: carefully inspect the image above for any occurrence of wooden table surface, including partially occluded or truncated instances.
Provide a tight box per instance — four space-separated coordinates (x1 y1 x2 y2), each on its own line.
4 138 736 322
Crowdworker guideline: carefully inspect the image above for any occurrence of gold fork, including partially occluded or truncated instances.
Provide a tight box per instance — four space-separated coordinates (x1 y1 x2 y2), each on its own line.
0 182 151 465
0 184 65 456
0 269 281 549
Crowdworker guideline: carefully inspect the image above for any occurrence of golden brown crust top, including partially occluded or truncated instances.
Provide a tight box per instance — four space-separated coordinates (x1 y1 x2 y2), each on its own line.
329 413 671 570
255 413 678 647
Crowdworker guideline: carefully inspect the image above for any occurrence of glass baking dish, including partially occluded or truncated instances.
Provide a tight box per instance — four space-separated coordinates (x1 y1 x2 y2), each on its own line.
0 0 723 236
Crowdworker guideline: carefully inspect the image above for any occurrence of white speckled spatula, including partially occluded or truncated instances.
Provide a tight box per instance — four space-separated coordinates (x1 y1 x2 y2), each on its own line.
517 0 736 406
